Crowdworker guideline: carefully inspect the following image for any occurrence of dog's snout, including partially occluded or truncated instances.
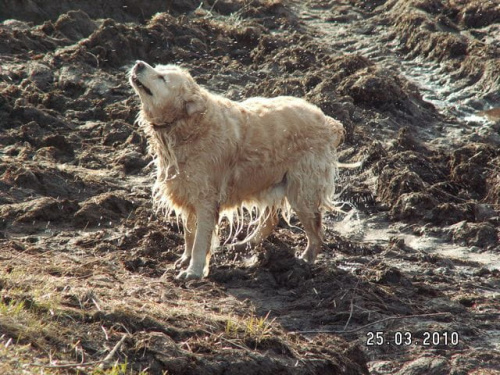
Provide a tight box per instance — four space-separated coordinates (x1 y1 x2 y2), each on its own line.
135 61 145 73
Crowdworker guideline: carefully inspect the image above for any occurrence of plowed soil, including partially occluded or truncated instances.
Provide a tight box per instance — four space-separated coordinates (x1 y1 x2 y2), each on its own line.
0 0 499 374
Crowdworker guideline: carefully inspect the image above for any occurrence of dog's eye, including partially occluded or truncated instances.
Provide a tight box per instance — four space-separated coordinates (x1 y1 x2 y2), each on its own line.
158 75 166 82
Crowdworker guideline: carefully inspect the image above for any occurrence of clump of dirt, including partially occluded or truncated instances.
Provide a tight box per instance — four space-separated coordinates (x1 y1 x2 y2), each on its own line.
1 0 499 374
449 143 497 199
485 157 500 205
73 191 136 228
53 10 97 41
455 1 500 28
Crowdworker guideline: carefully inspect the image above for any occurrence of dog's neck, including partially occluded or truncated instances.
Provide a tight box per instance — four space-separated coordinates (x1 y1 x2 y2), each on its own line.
150 114 187 131
149 110 196 131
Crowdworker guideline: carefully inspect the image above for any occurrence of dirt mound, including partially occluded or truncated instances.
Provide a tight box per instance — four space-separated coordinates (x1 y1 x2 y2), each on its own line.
0 0 199 24
455 1 500 29
1 163 86 200
0 196 79 224
449 143 498 199
385 0 500 108
373 143 499 227
53 10 97 41
74 191 136 228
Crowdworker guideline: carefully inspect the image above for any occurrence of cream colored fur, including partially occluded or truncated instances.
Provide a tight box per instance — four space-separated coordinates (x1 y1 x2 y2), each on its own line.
130 61 346 279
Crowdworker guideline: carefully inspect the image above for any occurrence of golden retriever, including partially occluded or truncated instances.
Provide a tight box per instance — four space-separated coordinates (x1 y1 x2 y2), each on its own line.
130 61 346 280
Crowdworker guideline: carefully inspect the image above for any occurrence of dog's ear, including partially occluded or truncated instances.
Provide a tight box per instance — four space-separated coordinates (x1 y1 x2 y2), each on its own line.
182 80 206 116
185 93 206 116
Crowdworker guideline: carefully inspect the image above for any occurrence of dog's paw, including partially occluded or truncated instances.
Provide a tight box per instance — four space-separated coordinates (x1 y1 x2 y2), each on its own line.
175 268 203 280
174 255 191 269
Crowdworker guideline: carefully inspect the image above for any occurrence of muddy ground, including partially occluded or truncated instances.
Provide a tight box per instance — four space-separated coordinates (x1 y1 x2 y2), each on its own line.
0 0 499 374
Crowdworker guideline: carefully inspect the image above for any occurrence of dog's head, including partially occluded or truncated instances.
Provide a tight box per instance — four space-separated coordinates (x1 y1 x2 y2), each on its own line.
130 61 206 127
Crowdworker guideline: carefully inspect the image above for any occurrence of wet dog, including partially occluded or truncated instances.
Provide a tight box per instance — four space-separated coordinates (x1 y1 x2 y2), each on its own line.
130 61 346 279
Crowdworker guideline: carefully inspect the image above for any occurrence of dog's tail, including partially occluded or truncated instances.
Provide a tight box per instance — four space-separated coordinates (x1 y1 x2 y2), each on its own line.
326 116 345 148
325 116 362 169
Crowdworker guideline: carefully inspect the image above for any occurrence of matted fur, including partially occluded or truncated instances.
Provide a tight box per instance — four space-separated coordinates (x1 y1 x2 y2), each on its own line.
130 61 345 279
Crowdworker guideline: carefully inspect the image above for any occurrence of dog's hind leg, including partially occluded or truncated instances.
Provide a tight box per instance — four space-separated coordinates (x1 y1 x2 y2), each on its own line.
286 174 324 263
286 152 336 263
294 209 323 263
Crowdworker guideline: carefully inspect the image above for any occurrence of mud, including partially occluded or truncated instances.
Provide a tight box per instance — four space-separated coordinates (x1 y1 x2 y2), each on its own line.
0 0 499 374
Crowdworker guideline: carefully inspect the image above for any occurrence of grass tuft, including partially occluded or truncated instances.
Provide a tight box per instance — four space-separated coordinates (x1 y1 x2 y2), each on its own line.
225 311 276 345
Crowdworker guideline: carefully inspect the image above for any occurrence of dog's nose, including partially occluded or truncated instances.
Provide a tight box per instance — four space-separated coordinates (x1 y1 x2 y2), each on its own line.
135 61 145 73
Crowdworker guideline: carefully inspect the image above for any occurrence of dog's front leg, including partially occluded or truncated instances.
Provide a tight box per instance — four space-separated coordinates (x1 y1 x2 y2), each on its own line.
176 204 218 280
174 213 196 269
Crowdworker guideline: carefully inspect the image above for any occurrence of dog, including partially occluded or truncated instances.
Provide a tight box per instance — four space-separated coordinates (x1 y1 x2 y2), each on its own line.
130 61 347 280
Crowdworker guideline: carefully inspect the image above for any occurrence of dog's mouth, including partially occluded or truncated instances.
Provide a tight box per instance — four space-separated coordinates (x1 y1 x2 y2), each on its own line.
131 75 153 96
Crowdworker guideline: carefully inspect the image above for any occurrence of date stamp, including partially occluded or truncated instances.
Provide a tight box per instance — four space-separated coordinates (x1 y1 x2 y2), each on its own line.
366 331 460 347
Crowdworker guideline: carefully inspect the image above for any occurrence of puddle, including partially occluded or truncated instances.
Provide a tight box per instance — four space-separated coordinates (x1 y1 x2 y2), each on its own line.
329 212 500 271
